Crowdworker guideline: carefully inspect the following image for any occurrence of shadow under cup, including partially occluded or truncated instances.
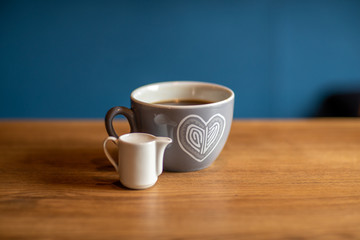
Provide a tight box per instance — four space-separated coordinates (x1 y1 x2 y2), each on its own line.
105 81 235 172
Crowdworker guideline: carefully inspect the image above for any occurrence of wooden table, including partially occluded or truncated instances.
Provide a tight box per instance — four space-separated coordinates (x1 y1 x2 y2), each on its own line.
0 120 359 239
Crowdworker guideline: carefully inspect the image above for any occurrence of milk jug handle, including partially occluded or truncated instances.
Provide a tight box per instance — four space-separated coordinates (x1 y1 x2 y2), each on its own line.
103 137 119 172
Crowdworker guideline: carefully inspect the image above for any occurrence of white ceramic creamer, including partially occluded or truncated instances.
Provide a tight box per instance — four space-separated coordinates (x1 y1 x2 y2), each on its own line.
103 133 172 189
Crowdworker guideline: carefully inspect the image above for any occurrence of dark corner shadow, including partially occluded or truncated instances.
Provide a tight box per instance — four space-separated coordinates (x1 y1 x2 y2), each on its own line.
309 82 360 118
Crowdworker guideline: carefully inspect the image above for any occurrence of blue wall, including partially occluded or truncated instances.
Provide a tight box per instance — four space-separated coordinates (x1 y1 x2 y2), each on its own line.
1 0 360 118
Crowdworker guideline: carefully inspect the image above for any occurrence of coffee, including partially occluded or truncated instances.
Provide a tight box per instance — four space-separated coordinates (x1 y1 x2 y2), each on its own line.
154 99 213 106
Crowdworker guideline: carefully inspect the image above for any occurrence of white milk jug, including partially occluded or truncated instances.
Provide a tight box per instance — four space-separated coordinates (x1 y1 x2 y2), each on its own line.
103 133 172 189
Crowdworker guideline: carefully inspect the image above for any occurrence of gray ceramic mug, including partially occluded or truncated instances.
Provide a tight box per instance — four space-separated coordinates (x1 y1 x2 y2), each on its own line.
105 81 234 172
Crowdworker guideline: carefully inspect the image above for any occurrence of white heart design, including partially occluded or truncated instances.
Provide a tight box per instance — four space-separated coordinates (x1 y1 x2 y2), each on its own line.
177 114 226 162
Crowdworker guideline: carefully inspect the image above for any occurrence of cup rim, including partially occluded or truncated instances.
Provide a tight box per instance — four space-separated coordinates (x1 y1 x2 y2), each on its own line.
130 81 234 109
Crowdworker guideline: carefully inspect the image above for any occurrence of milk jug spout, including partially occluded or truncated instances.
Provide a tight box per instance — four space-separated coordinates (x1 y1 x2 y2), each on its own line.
155 137 172 176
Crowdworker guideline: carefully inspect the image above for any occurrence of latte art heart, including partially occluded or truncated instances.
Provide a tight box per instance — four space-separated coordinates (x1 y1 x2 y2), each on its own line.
177 114 226 162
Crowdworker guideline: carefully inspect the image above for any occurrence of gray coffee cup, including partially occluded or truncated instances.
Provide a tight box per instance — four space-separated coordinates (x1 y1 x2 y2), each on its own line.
105 81 234 172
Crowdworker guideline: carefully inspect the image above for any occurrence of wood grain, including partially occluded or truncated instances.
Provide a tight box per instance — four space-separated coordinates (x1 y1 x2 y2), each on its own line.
0 119 359 240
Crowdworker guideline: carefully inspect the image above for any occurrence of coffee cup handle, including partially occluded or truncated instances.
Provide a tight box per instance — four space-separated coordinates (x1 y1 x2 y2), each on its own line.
105 106 137 138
